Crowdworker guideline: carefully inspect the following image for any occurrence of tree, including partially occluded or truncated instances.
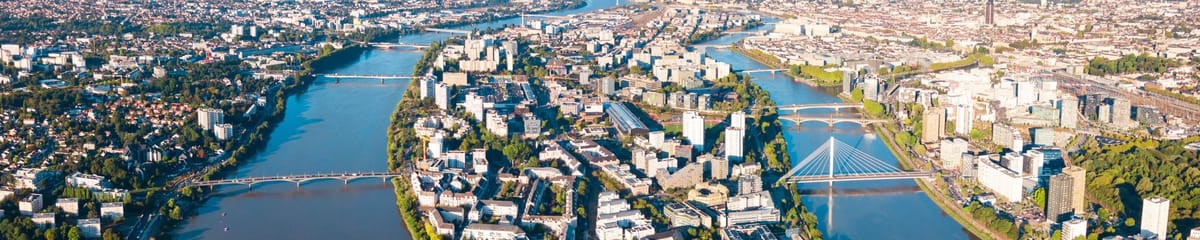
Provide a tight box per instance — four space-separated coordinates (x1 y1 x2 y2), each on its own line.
1032 187 1047 209
67 226 81 240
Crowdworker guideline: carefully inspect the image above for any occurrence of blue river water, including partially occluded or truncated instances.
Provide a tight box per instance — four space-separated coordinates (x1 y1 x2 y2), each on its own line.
175 0 975 239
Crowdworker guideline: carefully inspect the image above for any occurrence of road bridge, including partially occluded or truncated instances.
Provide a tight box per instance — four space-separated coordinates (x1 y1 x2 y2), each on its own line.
315 74 419 79
778 114 888 126
187 172 404 188
424 28 472 34
368 42 430 49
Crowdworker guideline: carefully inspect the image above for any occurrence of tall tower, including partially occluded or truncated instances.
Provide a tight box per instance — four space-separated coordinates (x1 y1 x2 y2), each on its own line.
1046 173 1074 222
985 0 995 26
1140 197 1171 240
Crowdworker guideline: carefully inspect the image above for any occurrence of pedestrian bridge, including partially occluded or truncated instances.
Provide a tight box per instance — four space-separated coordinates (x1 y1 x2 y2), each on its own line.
188 172 404 188
368 42 429 49
776 137 933 185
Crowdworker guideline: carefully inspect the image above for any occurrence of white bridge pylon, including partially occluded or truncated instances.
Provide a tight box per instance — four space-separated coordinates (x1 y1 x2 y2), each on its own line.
776 136 933 185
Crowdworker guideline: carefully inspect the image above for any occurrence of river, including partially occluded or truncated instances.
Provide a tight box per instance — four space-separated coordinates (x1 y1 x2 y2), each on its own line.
174 1 973 238
172 0 623 239
701 28 977 239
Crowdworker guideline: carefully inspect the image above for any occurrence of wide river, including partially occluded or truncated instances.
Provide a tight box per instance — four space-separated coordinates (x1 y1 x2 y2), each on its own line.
175 1 974 239
701 28 976 239
173 0 623 239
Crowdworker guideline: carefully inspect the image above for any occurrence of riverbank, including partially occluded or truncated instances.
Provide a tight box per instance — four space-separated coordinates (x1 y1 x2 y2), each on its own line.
871 123 1001 240
729 46 842 88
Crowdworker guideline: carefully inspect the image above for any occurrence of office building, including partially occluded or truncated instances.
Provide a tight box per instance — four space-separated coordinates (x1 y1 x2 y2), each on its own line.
197 108 224 131
1141 197 1170 240
941 138 969 169
1031 128 1054 146
664 202 711 228
978 159 1023 202
1047 173 1074 222
985 0 995 25
701 154 729 180
1108 97 1132 127
682 111 706 151
725 127 745 161
1001 152 1024 177
1059 98 1078 129
1063 166 1087 213
1063 218 1088 240
419 76 436 99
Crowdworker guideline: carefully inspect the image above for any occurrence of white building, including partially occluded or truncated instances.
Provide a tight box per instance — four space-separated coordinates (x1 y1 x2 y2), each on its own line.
1062 218 1087 240
56 198 79 216
32 213 55 227
1141 197 1171 240
67 172 110 190
197 108 224 131
101 202 124 220
462 223 526 240
78 218 102 238
419 76 436 99
724 127 745 161
19 193 43 216
435 83 450 110
954 103 974 135
730 111 747 129
682 111 705 151
486 111 509 137
978 159 1023 202
940 138 969 169
214 123 235 140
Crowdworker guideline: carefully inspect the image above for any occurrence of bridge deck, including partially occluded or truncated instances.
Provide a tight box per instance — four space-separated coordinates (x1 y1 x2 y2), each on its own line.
788 171 934 183
189 172 404 187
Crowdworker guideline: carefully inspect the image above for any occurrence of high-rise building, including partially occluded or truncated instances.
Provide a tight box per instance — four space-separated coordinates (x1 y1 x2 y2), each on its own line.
435 83 450 110
1141 197 1170 240
1063 218 1088 240
724 127 744 161
710 155 729 180
197 108 224 131
955 103 974 135
985 0 995 25
1108 97 1132 127
682 111 706 151
922 107 946 143
730 111 746 130
1047 173 1074 222
598 77 616 96
213 123 235 141
863 76 880 101
1059 98 1079 129
419 76 436 99
1062 166 1087 214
